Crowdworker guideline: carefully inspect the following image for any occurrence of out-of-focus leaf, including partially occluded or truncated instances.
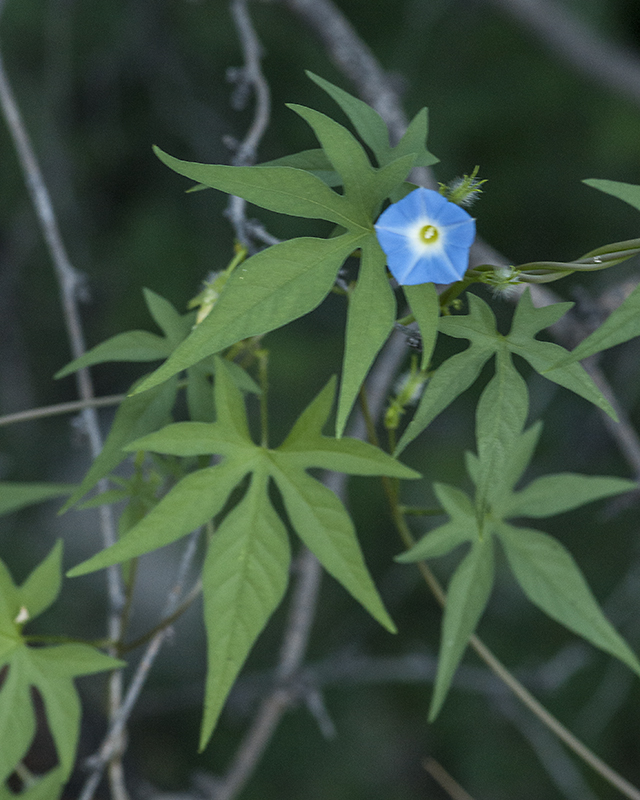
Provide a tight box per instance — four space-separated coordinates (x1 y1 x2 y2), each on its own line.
0 484 74 517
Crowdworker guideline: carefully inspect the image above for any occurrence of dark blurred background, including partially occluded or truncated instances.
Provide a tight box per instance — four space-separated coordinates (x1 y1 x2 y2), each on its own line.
2 1 640 798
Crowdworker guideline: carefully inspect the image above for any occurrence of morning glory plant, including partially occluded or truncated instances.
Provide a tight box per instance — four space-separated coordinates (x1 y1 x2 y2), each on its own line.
7 52 640 800
374 187 476 285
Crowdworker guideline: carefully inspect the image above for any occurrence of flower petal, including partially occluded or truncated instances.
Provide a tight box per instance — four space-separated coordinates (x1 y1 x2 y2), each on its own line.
374 187 476 286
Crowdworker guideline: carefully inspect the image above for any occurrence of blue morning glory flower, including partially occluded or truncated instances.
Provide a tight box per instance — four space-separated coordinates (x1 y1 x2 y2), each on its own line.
374 188 476 285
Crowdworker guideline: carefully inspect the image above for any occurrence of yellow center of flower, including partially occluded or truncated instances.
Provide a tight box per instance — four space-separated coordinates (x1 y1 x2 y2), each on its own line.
419 224 439 245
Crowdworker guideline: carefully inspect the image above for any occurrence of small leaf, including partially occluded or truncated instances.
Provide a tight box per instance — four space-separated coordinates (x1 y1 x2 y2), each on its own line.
17 541 63 621
503 474 636 519
0 483 74 517
200 470 290 749
54 331 170 378
142 287 192 345
429 537 494 720
497 523 640 675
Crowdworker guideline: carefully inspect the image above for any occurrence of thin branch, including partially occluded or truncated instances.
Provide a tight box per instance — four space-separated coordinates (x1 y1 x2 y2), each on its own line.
78 531 203 800
0 394 126 427
0 33 129 796
225 0 272 249
423 758 477 800
486 0 640 109
469 634 640 800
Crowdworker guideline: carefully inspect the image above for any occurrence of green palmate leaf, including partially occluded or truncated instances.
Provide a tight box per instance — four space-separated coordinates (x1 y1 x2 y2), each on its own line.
0 545 121 786
69 359 419 746
501 473 636 519
429 537 494 720
396 289 616 455
497 523 640 675
403 282 439 371
0 483 74 517
134 232 363 396
555 282 640 365
339 237 396 435
200 467 290 749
